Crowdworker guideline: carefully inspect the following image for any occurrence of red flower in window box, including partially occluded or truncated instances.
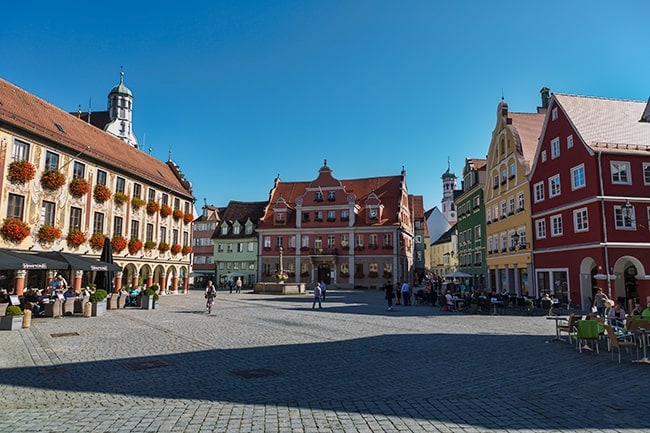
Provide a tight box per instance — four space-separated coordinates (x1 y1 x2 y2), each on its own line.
160 204 172 218
0 218 31 244
158 242 170 253
146 201 160 215
66 229 87 248
93 184 112 203
69 178 91 198
113 192 128 205
37 224 62 244
131 197 145 210
170 243 182 255
172 209 184 221
128 238 143 255
89 232 105 250
7 160 36 184
183 212 194 224
181 245 192 255
144 240 156 251
40 170 66 191
111 235 127 253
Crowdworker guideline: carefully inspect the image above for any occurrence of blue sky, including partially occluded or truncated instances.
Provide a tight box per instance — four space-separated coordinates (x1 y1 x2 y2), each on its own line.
2 1 649 211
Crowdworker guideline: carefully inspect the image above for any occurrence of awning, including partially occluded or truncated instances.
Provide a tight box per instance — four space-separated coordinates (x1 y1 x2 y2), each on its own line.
31 251 122 272
0 249 68 270
444 271 473 278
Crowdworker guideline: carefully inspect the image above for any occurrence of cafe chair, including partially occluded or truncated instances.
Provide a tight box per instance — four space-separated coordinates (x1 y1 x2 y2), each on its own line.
558 314 579 344
541 298 553 316
576 320 600 354
604 324 637 363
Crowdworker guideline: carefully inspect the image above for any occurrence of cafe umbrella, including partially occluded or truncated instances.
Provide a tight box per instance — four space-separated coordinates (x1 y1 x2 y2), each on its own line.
0 248 67 270
94 236 116 292
32 250 121 272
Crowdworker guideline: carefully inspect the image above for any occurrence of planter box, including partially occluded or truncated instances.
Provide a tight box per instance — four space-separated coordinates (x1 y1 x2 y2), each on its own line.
141 295 154 310
91 300 107 317
0 315 23 331
106 295 119 310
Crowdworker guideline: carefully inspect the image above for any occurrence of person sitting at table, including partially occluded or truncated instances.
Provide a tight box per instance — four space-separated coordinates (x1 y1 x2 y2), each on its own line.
24 288 43 317
642 304 650 320
631 302 643 316
607 301 626 328
63 286 77 299
445 291 454 312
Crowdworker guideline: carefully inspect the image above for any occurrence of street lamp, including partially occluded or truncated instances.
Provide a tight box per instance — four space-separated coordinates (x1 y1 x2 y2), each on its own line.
513 232 529 250
622 199 634 225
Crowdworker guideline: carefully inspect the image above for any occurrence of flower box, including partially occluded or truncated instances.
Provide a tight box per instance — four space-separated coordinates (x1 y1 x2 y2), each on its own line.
69 178 90 198
160 204 172 218
181 245 192 255
93 184 112 203
37 224 62 244
131 197 145 210
183 212 194 224
89 233 105 250
114 192 128 205
1 218 31 244
170 244 182 255
172 209 184 221
7 160 36 184
158 242 170 253
144 240 156 251
128 238 143 255
40 170 66 191
66 229 87 248
111 235 127 253
146 201 160 215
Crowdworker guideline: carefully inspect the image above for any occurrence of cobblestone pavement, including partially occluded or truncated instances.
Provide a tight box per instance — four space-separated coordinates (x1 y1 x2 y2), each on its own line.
1 288 649 432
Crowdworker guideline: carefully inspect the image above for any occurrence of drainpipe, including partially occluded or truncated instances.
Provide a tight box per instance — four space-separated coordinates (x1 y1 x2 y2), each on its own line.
597 151 612 297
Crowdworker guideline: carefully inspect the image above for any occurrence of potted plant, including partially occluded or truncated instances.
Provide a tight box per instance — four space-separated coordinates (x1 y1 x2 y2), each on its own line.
141 285 159 310
37 224 62 244
40 170 66 191
170 244 182 255
89 232 105 251
181 245 192 256
128 238 143 255
89 289 108 316
66 229 87 249
7 160 36 184
0 305 23 330
172 209 184 221
183 212 194 224
1 218 31 244
93 184 112 203
113 191 128 205
525 299 535 316
69 177 91 198
111 235 127 253
146 201 160 215
144 240 156 251
159 204 172 218
158 242 170 253
131 196 145 210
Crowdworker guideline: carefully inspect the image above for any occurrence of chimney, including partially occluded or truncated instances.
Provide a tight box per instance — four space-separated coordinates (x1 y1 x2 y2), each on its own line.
537 87 550 114
641 96 650 123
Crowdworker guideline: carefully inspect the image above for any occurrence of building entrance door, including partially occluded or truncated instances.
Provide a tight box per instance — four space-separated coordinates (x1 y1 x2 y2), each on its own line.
317 263 331 285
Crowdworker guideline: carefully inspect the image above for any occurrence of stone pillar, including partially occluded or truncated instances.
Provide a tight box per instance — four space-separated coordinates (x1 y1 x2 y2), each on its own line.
132 274 139 289
159 272 167 294
74 270 83 293
14 270 27 297
114 271 123 293
183 275 189 293
171 274 178 293
146 274 153 288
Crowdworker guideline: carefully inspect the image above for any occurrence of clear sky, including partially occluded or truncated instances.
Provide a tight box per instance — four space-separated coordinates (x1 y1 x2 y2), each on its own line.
2 1 649 212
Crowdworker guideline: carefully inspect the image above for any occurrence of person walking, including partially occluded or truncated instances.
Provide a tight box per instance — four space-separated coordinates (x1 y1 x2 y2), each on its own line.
235 277 242 294
401 281 411 306
319 280 327 301
312 282 322 309
205 280 217 313
593 287 609 317
384 280 395 311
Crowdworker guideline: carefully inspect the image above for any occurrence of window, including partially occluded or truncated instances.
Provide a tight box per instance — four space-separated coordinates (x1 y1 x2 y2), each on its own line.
541 150 547 163
550 215 563 237
275 212 285 222
644 163 650 185
160 226 167 243
161 193 169 206
551 137 560 159
517 192 525 211
264 236 271 248
615 205 635 229
92 212 104 234
237 243 243 253
486 208 492 222
145 223 154 242
133 183 142 199
327 191 335 201
72 161 85 179
148 188 156 202
275 236 283 248
174 198 180 210
217 244 224 252
130 220 139 239
314 236 322 250
248 242 255 252
11 139 29 161
172 229 178 244
7 193 25 219
116 177 125 193
414 235 422 243
509 162 516 178
340 234 349 247
383 233 392 246
341 210 349 220
492 205 498 221
327 235 335 248
551 107 558 120
355 234 364 247
288 235 296 249
369 234 378 247
501 169 507 183
327 210 336 221
500 201 506 218
45 151 59 170
315 191 323 201
611 161 630 184
508 197 515 215
567 135 574 149
41 200 56 226
302 212 310 222
574 208 588 232
113 216 123 237
233 225 240 235
315 211 323 221
535 219 547 239
500 233 506 251
493 174 499 189
245 224 253 235
549 175 561 197
97 170 107 186
221 225 228 235
534 182 545 202
571 165 586 190
69 207 82 230
474 225 481 240
301 235 309 248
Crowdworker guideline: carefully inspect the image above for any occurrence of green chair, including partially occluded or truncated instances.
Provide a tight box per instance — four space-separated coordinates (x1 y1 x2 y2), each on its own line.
576 320 600 354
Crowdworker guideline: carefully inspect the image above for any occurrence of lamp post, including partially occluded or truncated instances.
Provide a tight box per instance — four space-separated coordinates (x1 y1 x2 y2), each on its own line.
622 199 634 226
513 232 530 250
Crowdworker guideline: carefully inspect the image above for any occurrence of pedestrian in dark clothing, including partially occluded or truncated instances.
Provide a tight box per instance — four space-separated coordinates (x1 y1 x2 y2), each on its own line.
384 281 395 311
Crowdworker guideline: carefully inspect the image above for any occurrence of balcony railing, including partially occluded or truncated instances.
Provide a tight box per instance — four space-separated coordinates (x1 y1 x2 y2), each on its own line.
310 248 338 255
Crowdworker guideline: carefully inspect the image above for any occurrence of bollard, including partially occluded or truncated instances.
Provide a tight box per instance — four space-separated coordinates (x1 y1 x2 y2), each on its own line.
83 301 92 317
22 309 32 328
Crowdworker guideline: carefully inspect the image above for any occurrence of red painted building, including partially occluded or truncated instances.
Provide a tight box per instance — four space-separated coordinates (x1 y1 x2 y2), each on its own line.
256 161 418 288
530 93 650 310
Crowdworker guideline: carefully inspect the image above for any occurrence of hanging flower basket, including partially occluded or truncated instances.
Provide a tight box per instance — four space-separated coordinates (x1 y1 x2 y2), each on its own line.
144 240 156 251
146 201 160 215
131 197 145 210
158 242 170 253
89 232 105 250
40 170 66 191
170 243 182 255
0 218 31 244
113 192 128 205
274 270 289 282
93 184 112 203
183 212 194 224
69 178 91 198
172 209 184 221
160 204 172 218
181 245 192 255
128 238 143 255
37 224 62 244
7 160 36 184
66 229 87 248
111 235 127 253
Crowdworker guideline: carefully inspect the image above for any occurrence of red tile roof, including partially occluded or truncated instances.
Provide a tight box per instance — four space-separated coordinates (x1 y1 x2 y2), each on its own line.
508 112 545 169
0 78 193 198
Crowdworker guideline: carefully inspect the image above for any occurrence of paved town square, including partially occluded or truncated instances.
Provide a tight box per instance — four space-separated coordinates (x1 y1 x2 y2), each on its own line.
1 288 648 433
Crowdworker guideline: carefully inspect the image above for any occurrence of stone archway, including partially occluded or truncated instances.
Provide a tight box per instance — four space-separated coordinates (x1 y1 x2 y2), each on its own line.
612 255 647 310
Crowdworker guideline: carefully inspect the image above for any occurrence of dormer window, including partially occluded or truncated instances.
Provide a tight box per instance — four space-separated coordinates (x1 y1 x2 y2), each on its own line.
327 191 335 201
233 225 240 235
221 225 228 235
275 212 285 223
315 191 323 202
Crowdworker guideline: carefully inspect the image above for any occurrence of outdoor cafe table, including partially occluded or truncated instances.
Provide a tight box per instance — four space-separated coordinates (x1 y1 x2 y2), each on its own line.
632 327 650 364
546 316 568 341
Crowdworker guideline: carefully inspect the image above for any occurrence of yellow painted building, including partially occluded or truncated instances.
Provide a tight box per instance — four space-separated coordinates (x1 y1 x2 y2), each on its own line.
483 90 546 296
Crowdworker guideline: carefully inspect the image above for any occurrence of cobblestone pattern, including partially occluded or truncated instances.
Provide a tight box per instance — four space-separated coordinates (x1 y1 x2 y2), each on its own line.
0 289 648 432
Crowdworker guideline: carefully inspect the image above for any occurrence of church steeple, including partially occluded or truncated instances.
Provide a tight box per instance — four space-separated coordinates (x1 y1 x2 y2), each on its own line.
441 157 457 224
104 69 138 148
